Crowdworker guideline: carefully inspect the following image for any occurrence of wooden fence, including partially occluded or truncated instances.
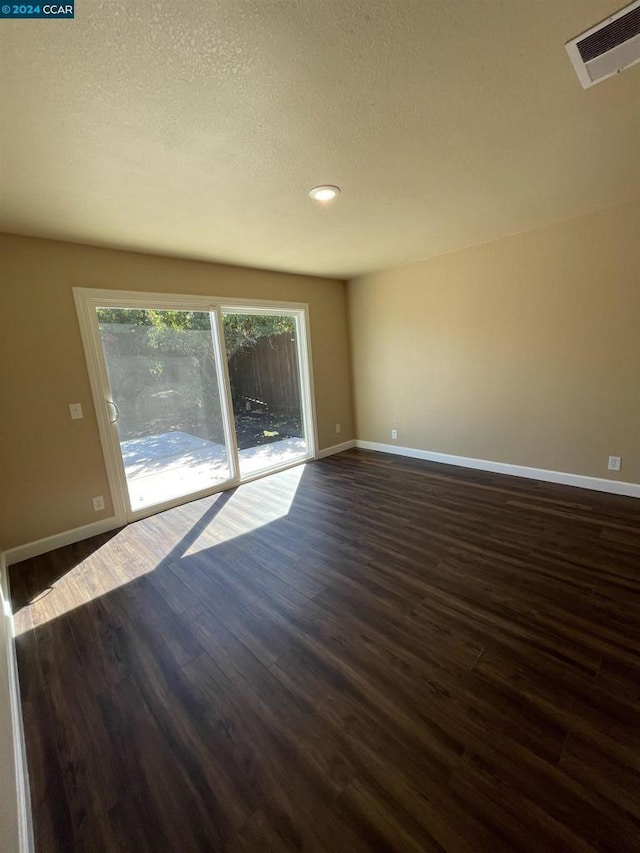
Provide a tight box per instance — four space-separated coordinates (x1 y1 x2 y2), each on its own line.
227 333 301 414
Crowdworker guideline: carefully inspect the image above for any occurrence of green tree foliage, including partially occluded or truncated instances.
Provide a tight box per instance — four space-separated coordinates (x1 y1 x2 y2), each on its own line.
96 307 294 357
221 313 295 358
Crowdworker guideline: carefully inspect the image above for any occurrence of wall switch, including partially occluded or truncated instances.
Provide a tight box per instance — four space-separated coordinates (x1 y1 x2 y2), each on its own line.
391 429 398 440
92 495 105 512
335 423 341 434
69 402 84 420
608 456 622 472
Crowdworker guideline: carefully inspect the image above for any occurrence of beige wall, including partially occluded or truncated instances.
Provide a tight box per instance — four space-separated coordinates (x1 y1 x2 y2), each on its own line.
349 199 640 484
0 235 353 549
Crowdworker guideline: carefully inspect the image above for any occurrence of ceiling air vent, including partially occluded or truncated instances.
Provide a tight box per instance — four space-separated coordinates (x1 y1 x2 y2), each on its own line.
565 0 640 87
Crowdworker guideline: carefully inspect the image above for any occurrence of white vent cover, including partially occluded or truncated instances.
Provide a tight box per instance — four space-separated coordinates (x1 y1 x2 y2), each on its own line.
565 0 640 87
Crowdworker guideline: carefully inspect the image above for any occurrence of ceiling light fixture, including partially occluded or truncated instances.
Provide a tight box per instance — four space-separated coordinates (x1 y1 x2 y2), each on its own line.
309 185 341 202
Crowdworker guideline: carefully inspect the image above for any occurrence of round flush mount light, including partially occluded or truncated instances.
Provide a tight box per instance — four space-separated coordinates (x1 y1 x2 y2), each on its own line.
309 185 341 202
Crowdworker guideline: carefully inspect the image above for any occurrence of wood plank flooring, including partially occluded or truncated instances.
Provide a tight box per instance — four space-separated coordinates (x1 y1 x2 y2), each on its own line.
9 449 640 852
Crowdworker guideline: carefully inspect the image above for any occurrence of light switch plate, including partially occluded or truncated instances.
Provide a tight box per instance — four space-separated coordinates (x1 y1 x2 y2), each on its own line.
69 402 84 420
608 456 622 472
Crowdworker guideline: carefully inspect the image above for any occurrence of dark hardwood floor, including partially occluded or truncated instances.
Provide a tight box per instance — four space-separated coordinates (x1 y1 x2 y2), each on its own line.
9 449 640 852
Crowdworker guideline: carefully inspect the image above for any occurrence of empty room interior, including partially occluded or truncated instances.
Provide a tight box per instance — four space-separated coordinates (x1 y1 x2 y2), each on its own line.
1 1 639 851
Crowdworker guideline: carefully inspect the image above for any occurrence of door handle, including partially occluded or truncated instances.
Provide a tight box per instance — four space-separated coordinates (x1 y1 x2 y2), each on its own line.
107 400 120 424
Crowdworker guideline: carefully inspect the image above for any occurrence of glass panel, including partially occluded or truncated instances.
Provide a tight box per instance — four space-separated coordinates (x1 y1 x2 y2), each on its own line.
97 307 232 510
222 311 308 478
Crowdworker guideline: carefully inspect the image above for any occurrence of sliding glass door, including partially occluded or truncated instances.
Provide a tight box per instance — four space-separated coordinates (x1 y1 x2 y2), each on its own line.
222 310 310 479
96 308 235 511
74 290 316 523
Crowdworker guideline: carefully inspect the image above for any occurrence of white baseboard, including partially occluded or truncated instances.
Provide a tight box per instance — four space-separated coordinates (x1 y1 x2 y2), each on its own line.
1 554 34 853
4 517 121 567
316 439 356 459
355 440 640 498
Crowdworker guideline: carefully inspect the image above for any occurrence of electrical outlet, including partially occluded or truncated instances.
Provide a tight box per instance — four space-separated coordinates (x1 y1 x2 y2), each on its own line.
391 429 398 440
92 495 105 512
608 456 622 472
335 423 341 434
69 402 84 420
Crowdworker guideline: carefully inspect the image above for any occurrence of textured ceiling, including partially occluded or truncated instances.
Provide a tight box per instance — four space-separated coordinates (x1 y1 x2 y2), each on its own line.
0 0 638 277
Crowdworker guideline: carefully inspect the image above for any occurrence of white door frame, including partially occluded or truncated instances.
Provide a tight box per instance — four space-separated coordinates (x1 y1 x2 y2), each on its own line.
73 287 318 524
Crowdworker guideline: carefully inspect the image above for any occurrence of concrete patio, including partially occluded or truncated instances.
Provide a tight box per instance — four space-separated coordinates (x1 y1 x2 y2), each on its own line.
121 430 308 509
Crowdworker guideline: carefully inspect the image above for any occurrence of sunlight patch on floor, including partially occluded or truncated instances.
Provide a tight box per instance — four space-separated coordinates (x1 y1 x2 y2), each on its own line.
185 463 305 556
13 464 306 634
12 526 157 636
